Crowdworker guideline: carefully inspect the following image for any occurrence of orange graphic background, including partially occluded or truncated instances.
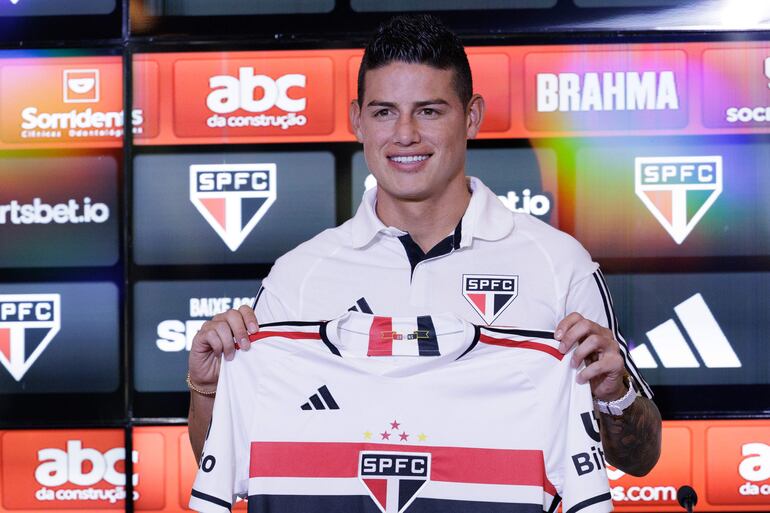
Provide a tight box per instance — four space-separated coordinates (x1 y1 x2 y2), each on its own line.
706 425 770 505
130 42 770 147
171 56 335 138
0 429 164 511
1 421 769 511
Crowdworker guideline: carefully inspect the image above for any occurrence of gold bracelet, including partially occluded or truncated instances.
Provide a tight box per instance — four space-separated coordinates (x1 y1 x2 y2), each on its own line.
186 372 217 396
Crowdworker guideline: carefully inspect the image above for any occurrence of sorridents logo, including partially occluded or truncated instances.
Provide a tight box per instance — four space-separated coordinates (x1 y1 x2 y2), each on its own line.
155 295 253 352
629 292 741 369
63 69 99 103
0 294 60 381
635 156 722 244
206 68 308 130
358 451 431 513
1 62 145 142
189 163 277 252
462 274 518 325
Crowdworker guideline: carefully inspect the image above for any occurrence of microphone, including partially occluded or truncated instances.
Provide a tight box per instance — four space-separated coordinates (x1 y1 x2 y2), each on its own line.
677 485 698 513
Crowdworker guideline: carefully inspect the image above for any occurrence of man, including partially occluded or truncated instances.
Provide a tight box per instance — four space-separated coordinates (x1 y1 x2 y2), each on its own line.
188 14 661 476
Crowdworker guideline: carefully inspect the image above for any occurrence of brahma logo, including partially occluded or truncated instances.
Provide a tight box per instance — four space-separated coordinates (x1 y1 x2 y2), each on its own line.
635 156 722 244
0 294 60 381
462 274 518 325
190 163 277 252
205 68 307 130
63 69 99 103
358 451 431 513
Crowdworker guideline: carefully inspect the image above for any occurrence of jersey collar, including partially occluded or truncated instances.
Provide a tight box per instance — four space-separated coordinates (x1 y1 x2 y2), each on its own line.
350 176 515 249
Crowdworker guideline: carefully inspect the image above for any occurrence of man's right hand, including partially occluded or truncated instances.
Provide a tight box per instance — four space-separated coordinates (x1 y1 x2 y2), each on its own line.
188 305 260 392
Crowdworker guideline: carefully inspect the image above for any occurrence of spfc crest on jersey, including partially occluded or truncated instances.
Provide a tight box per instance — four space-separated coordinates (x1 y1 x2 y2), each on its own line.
635 156 722 245
190 163 277 252
462 274 518 325
0 294 61 381
359 451 431 513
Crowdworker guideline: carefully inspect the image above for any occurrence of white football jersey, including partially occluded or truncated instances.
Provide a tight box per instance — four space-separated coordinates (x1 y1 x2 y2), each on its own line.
190 312 612 513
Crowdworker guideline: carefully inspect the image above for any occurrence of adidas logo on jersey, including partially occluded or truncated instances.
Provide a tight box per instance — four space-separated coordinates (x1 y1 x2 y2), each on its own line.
630 293 741 369
300 385 340 411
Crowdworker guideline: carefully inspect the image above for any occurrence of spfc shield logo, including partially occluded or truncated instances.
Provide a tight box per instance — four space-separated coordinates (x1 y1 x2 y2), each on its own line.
635 156 722 244
359 451 431 513
462 274 518 325
190 163 277 252
0 294 61 381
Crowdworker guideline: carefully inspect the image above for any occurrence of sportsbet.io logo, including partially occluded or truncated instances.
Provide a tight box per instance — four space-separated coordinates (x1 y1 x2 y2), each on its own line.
0 294 61 381
635 156 722 244
359 451 431 513
190 163 277 252
462 274 518 325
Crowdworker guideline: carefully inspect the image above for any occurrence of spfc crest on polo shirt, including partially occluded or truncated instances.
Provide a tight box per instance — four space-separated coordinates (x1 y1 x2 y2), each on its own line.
462 274 518 325
359 451 431 513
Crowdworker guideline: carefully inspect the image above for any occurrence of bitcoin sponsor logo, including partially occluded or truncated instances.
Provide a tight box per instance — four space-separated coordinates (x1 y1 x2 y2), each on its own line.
537 71 680 113
0 197 109 225
572 445 606 477
190 163 277 252
34 440 139 504
635 156 722 244
206 68 307 130
0 294 60 381
156 295 253 352
739 442 770 496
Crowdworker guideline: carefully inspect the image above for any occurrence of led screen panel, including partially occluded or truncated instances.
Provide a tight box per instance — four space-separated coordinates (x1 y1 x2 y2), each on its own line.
351 0 556 10
0 0 116 16
0 282 119 394
140 0 334 15
606 272 770 386
133 280 260 393
573 141 770 258
574 0 688 5
351 147 559 226
0 154 119 268
0 428 165 512
133 151 335 265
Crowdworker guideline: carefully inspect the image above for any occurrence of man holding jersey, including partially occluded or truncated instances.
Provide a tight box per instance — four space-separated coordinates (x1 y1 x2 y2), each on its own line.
186 14 662 476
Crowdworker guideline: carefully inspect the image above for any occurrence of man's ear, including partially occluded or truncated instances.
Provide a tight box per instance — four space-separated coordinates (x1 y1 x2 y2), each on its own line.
350 99 364 142
466 93 485 139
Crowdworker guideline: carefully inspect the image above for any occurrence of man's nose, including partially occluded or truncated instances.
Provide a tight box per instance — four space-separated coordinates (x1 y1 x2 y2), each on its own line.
392 115 420 145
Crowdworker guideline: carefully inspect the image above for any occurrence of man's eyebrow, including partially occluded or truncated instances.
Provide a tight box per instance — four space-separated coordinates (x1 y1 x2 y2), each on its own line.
365 99 450 108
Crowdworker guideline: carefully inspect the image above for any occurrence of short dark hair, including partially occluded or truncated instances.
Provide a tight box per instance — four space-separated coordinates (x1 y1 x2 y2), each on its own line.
357 14 473 108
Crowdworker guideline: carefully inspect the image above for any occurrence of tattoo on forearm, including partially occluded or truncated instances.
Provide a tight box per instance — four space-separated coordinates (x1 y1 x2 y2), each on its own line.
599 396 662 477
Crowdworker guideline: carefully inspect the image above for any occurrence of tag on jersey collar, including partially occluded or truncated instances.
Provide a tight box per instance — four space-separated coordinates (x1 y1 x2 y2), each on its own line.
367 316 440 357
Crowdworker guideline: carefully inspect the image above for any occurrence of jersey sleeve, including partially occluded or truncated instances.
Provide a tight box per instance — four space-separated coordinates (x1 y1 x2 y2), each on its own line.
189 358 253 513
566 267 653 399
544 354 613 513
253 284 297 325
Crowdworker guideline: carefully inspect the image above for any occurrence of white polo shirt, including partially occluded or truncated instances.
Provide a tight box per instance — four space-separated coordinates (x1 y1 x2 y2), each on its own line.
190 312 612 513
258 177 651 397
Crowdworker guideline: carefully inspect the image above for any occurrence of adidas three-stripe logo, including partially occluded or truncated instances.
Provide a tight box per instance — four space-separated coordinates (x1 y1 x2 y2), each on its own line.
631 293 741 369
301 385 340 411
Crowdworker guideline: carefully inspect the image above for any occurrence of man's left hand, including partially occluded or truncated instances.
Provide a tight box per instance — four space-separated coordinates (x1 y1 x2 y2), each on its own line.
555 312 627 401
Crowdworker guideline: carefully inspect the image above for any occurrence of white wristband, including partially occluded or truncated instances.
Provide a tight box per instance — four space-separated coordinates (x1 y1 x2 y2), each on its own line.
595 382 637 416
